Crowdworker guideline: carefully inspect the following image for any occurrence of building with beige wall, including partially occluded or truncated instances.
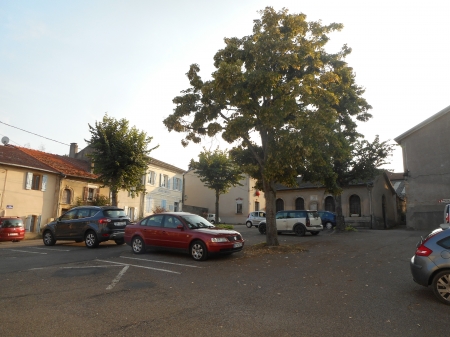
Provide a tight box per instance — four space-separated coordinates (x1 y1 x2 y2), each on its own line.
183 170 265 224
275 172 402 229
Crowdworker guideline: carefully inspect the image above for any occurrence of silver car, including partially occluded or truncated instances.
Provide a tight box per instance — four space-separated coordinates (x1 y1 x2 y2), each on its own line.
245 211 266 228
258 210 323 236
410 226 450 305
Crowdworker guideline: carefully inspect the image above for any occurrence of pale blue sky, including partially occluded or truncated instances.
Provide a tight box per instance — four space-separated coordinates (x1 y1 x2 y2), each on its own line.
1 0 449 172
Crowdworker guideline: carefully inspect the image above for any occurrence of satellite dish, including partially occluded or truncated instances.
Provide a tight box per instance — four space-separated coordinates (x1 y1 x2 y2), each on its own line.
1 136 9 145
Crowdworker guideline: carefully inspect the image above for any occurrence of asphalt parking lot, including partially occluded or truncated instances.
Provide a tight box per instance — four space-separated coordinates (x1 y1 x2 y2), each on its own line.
0 225 449 337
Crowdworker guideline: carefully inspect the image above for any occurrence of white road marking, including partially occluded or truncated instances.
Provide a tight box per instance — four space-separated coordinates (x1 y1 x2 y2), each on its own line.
120 256 201 268
28 247 71 252
59 265 123 269
96 259 181 274
106 265 129 290
8 249 47 255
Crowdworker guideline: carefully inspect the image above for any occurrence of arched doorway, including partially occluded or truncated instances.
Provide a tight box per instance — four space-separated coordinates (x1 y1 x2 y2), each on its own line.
276 199 284 212
324 196 335 212
295 197 304 210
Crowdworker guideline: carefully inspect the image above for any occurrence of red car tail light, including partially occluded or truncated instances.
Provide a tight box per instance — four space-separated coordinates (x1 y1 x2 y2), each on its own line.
306 218 310 227
98 218 111 224
415 244 432 256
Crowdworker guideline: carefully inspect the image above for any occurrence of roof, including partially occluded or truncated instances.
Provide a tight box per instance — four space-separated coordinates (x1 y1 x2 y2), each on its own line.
0 145 59 173
147 157 186 174
18 147 98 179
394 104 450 143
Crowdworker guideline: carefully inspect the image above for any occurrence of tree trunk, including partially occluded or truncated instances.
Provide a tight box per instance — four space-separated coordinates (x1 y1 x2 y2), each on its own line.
335 194 345 231
111 191 118 207
263 179 279 246
215 189 220 224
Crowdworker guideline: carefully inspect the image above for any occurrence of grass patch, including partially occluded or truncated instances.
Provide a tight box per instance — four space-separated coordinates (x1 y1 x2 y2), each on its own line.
344 225 357 232
216 224 234 230
243 242 308 257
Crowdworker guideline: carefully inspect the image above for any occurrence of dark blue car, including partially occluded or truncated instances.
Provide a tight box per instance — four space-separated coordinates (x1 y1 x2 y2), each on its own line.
318 211 336 230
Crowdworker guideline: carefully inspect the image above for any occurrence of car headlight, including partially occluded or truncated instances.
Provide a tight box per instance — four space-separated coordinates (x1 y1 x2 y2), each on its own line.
211 237 228 242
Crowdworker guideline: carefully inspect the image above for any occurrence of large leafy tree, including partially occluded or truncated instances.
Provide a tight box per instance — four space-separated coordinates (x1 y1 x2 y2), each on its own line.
86 114 158 206
164 7 373 246
190 148 244 224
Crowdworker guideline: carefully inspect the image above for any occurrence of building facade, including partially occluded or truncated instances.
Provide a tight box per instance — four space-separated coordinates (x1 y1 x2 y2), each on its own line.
395 104 450 230
183 170 265 224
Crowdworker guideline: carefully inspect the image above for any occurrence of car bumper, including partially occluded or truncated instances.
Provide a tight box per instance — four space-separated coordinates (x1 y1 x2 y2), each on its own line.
307 225 323 232
0 233 25 241
100 230 125 242
410 255 438 287
206 241 245 254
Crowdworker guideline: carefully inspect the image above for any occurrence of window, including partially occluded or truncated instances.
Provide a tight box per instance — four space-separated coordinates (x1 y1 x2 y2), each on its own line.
173 177 182 191
255 201 259 211
164 216 182 228
147 171 156 185
276 199 284 212
145 195 153 213
295 197 304 210
63 189 71 204
174 202 179 212
236 204 243 214
147 215 164 227
324 196 335 212
160 174 169 188
60 209 78 220
83 186 98 201
349 195 361 216
25 172 47 191
161 199 167 210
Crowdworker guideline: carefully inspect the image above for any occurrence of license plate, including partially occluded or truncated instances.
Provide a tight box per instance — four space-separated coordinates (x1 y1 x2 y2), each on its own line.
114 222 126 226
233 242 243 248
8 233 18 236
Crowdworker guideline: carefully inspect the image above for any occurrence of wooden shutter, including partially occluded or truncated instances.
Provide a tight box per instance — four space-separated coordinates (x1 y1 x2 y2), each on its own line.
41 175 48 191
25 172 33 190
83 187 88 200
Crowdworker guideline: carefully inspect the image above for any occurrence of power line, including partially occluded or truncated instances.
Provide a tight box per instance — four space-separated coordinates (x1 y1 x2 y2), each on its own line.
0 120 70 146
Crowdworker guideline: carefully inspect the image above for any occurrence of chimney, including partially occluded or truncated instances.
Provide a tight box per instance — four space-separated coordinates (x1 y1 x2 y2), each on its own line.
69 143 78 158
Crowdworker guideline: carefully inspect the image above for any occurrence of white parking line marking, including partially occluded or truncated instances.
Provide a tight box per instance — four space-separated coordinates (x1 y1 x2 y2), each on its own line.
106 265 129 290
96 259 181 274
59 265 123 269
120 256 201 268
8 249 47 255
29 247 71 251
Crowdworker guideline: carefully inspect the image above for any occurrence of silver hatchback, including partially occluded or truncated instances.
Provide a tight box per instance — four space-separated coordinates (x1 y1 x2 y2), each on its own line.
245 211 266 228
410 226 450 305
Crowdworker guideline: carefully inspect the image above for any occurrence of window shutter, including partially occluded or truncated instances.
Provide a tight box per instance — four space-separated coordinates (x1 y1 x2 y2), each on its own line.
124 206 129 217
94 188 99 200
159 173 162 187
37 215 42 232
168 178 171 190
25 172 32 190
41 175 48 191
83 187 88 200
134 207 139 221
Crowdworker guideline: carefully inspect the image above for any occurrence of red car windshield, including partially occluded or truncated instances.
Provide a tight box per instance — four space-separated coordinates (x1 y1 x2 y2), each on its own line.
182 215 215 229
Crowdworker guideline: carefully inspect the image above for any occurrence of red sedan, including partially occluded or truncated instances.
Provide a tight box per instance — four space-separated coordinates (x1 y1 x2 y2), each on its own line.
124 212 244 261
0 217 25 242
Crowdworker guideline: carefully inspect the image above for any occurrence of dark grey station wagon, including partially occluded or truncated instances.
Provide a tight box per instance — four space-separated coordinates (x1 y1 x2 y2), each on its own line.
42 206 130 248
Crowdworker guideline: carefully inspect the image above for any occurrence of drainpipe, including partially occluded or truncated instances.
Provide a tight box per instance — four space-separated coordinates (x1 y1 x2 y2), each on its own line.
0 169 7 215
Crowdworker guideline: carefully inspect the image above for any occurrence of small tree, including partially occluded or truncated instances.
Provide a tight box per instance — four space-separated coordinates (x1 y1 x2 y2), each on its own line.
86 114 158 206
190 148 244 223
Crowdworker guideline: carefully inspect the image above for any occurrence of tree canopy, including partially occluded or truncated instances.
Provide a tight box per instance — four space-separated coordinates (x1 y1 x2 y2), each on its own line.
164 7 377 245
190 148 244 223
86 114 158 206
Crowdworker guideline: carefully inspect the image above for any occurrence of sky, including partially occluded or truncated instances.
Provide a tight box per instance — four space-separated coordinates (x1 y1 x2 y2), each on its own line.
1 0 449 172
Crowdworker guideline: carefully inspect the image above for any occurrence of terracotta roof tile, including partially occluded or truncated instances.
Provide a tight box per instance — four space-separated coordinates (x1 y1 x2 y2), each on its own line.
0 145 58 172
18 147 98 180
